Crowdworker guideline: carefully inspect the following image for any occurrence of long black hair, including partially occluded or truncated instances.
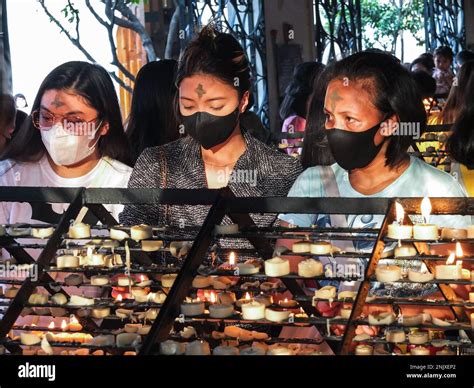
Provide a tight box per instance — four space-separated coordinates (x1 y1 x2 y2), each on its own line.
446 61 474 168
307 51 426 169
300 69 334 168
279 62 325 120
126 60 179 164
1 61 132 165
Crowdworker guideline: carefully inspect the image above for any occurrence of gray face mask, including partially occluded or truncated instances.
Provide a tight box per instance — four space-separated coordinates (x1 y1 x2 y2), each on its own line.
326 119 386 171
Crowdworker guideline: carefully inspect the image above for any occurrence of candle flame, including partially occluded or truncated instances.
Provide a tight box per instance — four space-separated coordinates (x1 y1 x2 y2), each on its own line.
61 320 67 331
395 202 405 224
70 315 78 324
421 196 431 223
210 292 217 304
140 275 145 282
245 292 251 300
86 247 93 258
446 252 455 265
116 294 123 302
229 252 236 266
284 298 289 303
456 242 463 258
48 322 55 329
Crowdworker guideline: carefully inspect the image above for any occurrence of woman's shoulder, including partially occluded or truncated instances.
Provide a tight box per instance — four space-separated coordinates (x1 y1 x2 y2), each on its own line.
410 157 464 194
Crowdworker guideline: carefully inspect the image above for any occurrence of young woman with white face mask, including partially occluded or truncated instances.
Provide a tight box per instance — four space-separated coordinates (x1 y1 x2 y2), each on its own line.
0 61 132 225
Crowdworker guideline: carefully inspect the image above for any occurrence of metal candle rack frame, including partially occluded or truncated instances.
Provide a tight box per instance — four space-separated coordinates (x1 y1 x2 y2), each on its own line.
0 187 472 356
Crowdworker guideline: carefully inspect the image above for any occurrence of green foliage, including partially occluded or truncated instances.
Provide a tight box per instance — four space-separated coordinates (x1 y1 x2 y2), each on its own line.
361 0 424 53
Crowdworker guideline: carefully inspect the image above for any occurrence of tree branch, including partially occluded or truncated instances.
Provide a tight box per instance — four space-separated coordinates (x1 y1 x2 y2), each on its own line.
38 0 132 93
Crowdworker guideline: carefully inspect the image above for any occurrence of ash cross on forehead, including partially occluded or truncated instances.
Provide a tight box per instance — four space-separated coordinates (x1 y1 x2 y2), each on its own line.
50 94 64 108
329 89 343 113
195 84 206 99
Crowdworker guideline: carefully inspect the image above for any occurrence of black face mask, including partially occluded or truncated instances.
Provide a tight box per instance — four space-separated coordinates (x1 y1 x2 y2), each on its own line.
326 119 386 171
181 108 240 150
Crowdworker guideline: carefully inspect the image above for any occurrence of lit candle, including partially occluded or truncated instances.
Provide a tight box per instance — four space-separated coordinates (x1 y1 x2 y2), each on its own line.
68 315 83 332
413 197 439 240
278 298 298 308
236 292 252 308
241 301 266 320
435 253 462 280
115 294 123 303
208 293 234 319
387 202 413 240
61 319 67 332
180 297 205 317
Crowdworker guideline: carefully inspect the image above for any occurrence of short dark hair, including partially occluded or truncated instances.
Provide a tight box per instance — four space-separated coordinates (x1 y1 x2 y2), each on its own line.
411 70 436 98
1 61 132 165
410 55 435 73
456 50 474 67
311 51 426 168
279 61 325 120
434 46 454 61
176 24 251 98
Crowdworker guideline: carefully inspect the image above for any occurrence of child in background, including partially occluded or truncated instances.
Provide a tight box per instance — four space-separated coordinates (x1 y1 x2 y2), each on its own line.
433 46 454 95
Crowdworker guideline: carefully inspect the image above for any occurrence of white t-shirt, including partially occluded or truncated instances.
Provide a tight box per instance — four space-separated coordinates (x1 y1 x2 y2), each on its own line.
0 155 132 225
280 156 471 240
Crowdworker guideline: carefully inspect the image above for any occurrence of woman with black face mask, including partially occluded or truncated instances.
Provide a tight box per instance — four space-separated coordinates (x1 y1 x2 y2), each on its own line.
276 52 470 354
120 25 302 238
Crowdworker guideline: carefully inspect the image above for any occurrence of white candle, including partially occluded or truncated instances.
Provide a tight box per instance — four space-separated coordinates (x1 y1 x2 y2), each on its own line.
292 241 311 253
130 224 152 241
394 244 417 258
355 344 373 355
314 285 337 300
236 262 260 275
387 202 413 240
408 268 434 283
386 329 406 343
264 257 290 277
209 303 234 319
298 259 323 278
109 227 129 240
68 222 90 239
141 240 163 252
408 331 429 345
56 255 80 269
435 253 462 280
241 301 265 320
375 265 402 282
180 299 205 317
310 241 332 255
265 308 291 322
413 197 438 240
32 227 55 239
368 312 396 325
410 346 430 355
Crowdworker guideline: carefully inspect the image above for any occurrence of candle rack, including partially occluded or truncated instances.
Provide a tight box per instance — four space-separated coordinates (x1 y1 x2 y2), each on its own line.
0 188 472 356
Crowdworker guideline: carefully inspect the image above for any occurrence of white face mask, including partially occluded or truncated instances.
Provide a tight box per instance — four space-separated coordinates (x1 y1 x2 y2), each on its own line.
41 123 101 166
